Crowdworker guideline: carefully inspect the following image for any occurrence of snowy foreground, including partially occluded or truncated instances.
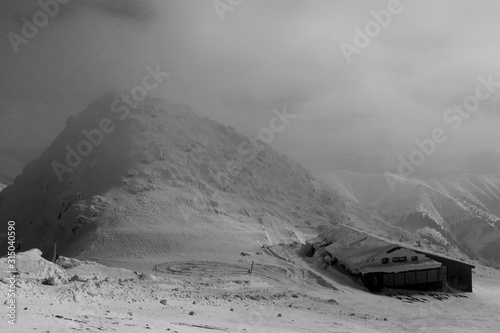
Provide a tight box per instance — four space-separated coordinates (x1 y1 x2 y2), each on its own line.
1 248 500 333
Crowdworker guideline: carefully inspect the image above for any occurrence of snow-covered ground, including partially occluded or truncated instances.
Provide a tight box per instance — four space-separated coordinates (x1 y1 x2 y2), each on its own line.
1 247 499 333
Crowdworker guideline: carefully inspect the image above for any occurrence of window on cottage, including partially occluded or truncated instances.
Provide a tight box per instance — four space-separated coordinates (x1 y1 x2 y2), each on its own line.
392 256 407 262
411 256 418 261
381 258 389 264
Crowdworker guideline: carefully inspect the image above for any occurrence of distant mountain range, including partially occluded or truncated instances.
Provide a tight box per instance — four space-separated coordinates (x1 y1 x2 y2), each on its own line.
301 151 500 178
315 163 500 268
0 147 42 185
0 152 24 185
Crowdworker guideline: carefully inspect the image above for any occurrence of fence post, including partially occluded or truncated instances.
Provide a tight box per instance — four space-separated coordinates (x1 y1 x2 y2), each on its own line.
52 241 57 263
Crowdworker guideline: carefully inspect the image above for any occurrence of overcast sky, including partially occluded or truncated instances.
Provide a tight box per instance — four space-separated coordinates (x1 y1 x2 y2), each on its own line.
1 0 499 161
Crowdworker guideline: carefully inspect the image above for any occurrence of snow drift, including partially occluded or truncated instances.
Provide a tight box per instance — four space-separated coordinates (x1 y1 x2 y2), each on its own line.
0 248 67 281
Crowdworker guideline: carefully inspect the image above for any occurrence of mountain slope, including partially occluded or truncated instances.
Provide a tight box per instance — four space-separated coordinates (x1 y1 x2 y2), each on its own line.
320 170 500 266
0 92 346 265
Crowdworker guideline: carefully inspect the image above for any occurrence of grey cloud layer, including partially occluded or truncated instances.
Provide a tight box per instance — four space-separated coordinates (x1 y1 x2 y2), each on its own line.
0 0 499 157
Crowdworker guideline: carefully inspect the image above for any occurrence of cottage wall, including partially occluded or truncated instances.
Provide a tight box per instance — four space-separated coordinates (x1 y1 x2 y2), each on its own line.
420 254 473 292
377 267 445 291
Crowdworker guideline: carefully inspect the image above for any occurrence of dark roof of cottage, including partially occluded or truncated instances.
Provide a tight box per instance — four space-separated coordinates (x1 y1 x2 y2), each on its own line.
411 248 475 268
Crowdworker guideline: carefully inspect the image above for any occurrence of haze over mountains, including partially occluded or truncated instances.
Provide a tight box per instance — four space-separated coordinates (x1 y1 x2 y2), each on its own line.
0 147 45 184
301 151 500 178
0 92 348 267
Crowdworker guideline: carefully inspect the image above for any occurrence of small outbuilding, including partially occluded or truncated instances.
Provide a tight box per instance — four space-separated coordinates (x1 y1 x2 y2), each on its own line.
302 225 474 292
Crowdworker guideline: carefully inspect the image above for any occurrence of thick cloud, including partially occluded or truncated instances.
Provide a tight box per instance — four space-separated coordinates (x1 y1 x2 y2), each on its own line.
0 0 157 23
0 0 499 162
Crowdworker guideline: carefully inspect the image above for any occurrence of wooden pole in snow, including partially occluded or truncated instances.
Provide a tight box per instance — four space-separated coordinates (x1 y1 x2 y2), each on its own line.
52 241 57 263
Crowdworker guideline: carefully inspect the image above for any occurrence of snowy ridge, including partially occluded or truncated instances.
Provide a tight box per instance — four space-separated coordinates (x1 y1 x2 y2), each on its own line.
319 170 500 266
